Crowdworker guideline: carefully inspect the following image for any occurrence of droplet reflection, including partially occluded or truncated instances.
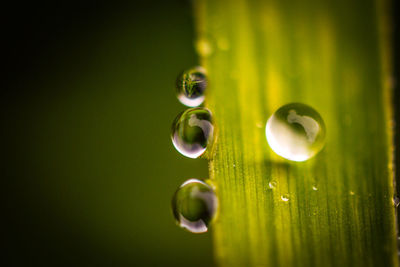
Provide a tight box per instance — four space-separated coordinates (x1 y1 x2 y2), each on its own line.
176 66 207 107
266 103 326 161
171 107 214 158
171 179 218 233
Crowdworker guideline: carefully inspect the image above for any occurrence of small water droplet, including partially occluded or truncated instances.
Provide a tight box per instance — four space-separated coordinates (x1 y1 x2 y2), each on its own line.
393 196 400 207
281 194 290 202
172 179 218 233
195 38 213 57
349 191 355 196
312 185 318 191
256 121 264 129
268 180 277 189
171 107 214 158
176 66 207 107
266 103 326 161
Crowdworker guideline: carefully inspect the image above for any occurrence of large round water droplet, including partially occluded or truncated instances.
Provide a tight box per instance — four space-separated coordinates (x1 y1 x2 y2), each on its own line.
172 179 218 233
266 103 326 161
171 107 214 158
176 67 207 107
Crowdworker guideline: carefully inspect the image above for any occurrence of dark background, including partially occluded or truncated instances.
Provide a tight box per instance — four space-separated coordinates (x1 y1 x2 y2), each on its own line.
3 1 213 266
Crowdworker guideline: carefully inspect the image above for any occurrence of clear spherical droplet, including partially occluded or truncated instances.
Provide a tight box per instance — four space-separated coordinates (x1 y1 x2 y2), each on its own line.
172 179 218 233
281 194 290 202
266 103 326 161
268 180 277 189
171 107 214 158
176 67 207 107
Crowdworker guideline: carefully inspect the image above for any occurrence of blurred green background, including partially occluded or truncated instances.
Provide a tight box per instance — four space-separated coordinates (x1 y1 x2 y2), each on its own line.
3 1 213 266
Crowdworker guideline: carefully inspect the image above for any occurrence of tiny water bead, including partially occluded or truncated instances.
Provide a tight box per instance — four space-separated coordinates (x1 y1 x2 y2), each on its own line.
171 107 214 158
256 121 264 129
393 196 400 208
176 66 207 107
266 103 326 162
268 180 277 189
171 179 218 233
281 194 290 202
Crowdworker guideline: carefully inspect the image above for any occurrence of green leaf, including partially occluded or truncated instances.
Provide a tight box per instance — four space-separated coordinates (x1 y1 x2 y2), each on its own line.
194 0 398 266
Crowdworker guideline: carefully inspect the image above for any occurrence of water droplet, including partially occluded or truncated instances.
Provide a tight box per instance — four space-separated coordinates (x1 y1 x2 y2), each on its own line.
266 103 326 161
268 180 277 189
312 185 318 191
195 38 213 57
281 194 290 202
171 107 214 158
349 191 355 196
393 196 400 207
171 179 218 233
256 121 264 129
176 66 207 107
